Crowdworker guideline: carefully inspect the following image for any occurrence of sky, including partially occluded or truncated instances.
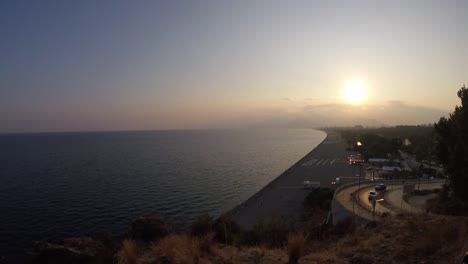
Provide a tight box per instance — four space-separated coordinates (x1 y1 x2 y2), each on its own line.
1 0 467 132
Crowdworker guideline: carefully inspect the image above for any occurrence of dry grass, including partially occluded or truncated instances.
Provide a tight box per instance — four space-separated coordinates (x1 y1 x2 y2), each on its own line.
107 213 467 264
403 217 467 257
249 247 265 264
152 234 201 264
115 239 138 264
287 232 305 264
333 213 468 264
199 232 215 255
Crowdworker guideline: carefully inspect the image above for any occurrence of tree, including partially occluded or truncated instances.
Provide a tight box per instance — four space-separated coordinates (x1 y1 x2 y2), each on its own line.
434 85 468 204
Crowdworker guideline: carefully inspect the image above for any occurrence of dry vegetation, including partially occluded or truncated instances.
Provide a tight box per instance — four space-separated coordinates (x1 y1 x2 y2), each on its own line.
286 232 305 264
104 213 468 264
31 190 467 264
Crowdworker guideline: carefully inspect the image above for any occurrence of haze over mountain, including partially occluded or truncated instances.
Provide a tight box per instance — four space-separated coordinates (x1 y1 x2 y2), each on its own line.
212 100 448 129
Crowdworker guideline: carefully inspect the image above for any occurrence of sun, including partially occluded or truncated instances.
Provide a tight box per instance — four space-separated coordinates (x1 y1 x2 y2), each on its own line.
342 82 367 105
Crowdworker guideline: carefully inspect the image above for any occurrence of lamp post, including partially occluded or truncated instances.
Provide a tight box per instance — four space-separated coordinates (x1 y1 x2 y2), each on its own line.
357 141 363 201
358 164 362 195
373 198 385 218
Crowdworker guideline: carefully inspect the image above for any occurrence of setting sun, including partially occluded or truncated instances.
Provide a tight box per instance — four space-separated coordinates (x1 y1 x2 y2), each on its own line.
343 82 367 105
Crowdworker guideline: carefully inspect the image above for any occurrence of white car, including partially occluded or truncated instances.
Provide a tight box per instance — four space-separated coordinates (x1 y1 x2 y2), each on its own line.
303 181 320 190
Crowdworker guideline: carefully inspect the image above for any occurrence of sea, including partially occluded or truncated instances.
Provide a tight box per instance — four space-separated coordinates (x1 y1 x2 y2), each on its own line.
0 128 326 260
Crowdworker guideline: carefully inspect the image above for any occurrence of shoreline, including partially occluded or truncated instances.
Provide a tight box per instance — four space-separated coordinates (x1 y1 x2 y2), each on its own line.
229 130 356 228
226 129 328 217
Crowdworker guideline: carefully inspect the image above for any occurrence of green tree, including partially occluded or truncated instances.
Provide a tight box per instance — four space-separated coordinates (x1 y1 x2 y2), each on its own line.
434 85 468 204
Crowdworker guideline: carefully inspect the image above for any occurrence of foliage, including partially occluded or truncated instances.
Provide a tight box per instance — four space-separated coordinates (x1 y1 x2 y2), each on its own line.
115 239 137 264
338 125 435 161
287 232 305 264
190 214 214 237
434 85 468 209
303 188 334 210
152 234 201 264
128 216 170 243
252 217 294 248
213 214 242 244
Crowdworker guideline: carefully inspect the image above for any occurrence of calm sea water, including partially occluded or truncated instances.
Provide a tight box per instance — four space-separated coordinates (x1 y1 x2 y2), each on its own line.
0 129 325 259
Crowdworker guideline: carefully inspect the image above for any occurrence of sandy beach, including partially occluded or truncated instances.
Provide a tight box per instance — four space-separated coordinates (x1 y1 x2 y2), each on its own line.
230 130 359 228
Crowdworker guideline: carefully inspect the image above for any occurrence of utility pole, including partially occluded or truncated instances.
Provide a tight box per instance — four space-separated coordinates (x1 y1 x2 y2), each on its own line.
372 199 376 218
358 165 361 202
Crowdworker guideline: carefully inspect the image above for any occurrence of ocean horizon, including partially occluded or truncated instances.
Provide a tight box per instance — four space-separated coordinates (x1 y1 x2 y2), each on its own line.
0 128 325 259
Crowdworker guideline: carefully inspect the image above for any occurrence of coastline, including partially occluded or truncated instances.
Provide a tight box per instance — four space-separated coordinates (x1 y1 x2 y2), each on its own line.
229 129 357 228
227 129 328 216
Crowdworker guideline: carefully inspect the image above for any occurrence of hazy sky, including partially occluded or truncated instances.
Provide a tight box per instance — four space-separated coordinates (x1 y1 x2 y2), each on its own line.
1 0 467 132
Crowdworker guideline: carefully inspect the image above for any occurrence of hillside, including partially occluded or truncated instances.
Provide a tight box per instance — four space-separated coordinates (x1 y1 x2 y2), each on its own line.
31 213 467 264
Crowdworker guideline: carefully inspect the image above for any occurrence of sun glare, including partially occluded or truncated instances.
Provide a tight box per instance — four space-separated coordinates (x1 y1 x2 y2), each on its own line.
343 82 367 105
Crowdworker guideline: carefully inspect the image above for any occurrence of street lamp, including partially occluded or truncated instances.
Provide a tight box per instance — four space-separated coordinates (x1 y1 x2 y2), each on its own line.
357 141 363 200
373 198 385 218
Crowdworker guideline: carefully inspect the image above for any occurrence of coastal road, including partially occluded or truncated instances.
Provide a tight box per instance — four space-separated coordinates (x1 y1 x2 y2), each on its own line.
367 182 443 213
230 130 358 228
357 181 444 214
334 180 445 222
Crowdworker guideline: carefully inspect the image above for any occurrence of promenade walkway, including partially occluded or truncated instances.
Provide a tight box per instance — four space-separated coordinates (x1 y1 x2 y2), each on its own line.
231 130 358 228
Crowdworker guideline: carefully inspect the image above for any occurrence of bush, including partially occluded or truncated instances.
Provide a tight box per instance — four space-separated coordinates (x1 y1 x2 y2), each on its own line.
410 220 466 256
303 188 334 210
233 229 259 247
426 185 468 215
414 189 439 196
190 214 214 237
152 234 200 264
213 214 242 244
253 217 293 248
332 217 356 237
115 239 137 264
128 216 170 243
199 232 215 255
365 220 378 229
381 212 391 218
287 232 305 264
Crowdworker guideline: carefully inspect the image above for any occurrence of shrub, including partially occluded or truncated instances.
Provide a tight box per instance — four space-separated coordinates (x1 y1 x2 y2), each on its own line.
115 239 138 264
332 217 356 237
414 189 438 196
253 217 293 248
199 232 215 255
129 216 170 243
412 220 466 255
365 220 378 229
190 214 214 237
152 234 200 264
213 214 242 244
303 188 334 210
380 212 391 218
287 232 305 264
250 247 265 264
236 229 259 246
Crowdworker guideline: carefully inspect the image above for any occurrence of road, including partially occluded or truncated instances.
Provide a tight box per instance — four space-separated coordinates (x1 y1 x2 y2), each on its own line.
343 180 445 218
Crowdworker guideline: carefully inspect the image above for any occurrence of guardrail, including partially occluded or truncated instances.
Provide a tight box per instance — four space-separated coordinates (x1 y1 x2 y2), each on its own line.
331 180 374 225
331 178 446 225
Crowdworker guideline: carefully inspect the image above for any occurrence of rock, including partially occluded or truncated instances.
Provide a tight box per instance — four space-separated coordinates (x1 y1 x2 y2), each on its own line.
31 237 103 264
63 237 102 256
128 215 170 242
31 241 93 264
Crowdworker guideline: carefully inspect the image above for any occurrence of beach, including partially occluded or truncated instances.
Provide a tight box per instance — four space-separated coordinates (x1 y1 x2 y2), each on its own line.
230 130 359 228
